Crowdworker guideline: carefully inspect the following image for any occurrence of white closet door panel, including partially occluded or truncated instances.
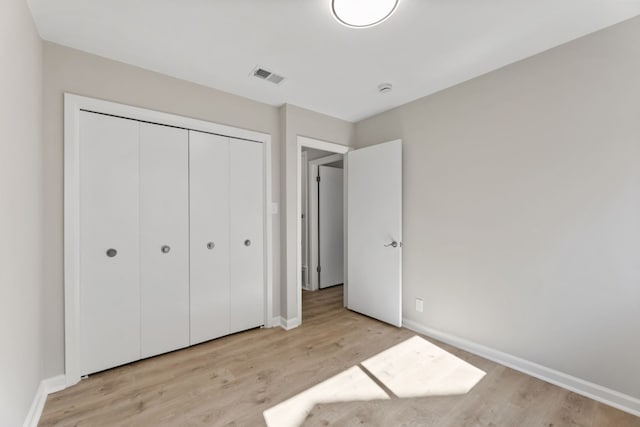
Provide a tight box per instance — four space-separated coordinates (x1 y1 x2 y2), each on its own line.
189 131 230 345
229 139 265 333
140 123 190 358
79 111 140 375
319 166 344 288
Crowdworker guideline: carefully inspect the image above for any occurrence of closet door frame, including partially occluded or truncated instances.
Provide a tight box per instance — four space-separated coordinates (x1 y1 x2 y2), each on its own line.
64 93 273 387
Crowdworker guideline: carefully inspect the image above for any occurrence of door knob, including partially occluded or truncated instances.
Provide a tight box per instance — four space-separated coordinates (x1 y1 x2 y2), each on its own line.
207 242 215 250
161 245 171 254
106 248 117 257
244 239 252 247
384 241 400 248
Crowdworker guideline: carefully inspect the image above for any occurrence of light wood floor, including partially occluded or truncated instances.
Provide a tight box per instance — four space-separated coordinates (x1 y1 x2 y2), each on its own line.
41 286 639 426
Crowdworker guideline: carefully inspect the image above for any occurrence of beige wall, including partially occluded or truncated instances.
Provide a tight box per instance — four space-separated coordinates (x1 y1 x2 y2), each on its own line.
0 0 44 425
43 42 283 377
355 16 640 400
281 104 355 320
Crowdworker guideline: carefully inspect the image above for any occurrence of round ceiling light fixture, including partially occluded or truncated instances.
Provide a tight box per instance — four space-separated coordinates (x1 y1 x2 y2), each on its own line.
332 0 399 28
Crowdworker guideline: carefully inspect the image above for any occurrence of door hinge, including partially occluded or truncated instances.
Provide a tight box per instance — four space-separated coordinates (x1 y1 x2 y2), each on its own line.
317 266 321 273
316 176 320 182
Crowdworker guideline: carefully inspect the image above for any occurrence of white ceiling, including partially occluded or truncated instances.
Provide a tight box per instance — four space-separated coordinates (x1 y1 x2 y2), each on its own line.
28 0 640 122
302 147 338 161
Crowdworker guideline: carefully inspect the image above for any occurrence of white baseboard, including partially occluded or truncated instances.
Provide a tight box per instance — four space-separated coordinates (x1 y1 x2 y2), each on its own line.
269 316 282 328
280 317 300 331
23 375 66 427
402 318 640 417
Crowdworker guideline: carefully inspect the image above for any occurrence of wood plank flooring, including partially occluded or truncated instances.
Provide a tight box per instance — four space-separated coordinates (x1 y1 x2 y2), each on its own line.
40 286 639 426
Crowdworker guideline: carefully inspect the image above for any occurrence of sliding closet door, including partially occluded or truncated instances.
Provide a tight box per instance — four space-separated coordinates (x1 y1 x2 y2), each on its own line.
189 131 230 345
229 138 265 333
139 123 190 358
79 112 140 375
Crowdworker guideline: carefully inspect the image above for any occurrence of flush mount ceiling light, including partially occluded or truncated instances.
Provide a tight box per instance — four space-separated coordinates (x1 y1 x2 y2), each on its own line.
332 0 399 28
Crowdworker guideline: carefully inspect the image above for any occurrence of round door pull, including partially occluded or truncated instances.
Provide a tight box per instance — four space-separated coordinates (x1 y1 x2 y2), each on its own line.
244 239 252 247
161 245 171 254
106 248 117 258
207 242 215 250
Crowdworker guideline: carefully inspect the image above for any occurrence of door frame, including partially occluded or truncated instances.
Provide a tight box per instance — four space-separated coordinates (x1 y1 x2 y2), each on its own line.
64 94 273 387
295 137 351 326
300 151 309 290
307 153 344 291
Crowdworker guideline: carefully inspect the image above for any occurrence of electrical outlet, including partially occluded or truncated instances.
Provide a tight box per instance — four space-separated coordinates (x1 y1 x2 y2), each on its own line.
415 298 423 313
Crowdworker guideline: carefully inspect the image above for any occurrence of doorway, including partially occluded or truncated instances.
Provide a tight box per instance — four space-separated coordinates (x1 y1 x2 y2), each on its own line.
300 147 345 316
293 136 402 329
296 137 350 324
302 150 345 291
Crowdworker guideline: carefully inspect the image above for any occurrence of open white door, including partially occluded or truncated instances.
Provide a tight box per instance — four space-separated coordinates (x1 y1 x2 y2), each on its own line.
347 140 402 327
319 165 344 288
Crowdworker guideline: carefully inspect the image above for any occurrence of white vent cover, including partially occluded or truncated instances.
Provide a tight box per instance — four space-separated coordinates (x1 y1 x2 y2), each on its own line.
251 66 286 85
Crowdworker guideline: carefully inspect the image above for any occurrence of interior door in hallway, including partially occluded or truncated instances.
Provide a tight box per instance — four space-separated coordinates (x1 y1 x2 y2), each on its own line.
319 165 344 289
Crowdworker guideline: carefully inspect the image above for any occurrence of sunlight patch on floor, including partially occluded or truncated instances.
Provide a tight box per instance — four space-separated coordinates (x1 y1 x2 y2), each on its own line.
362 335 486 398
262 366 389 427
263 335 486 427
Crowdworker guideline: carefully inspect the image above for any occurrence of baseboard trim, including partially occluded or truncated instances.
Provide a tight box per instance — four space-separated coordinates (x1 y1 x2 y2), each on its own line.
23 375 66 427
280 316 300 331
268 316 281 328
402 318 640 417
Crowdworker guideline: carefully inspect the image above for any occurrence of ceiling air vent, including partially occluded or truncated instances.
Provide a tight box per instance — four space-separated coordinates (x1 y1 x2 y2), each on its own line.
252 66 285 85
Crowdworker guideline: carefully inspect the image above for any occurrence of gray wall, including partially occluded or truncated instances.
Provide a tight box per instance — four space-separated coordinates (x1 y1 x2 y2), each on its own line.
355 16 640 399
0 0 44 424
281 104 355 320
43 42 283 377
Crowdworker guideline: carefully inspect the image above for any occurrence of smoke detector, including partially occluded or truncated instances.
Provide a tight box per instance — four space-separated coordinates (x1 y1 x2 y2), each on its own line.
251 66 286 85
378 83 393 93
